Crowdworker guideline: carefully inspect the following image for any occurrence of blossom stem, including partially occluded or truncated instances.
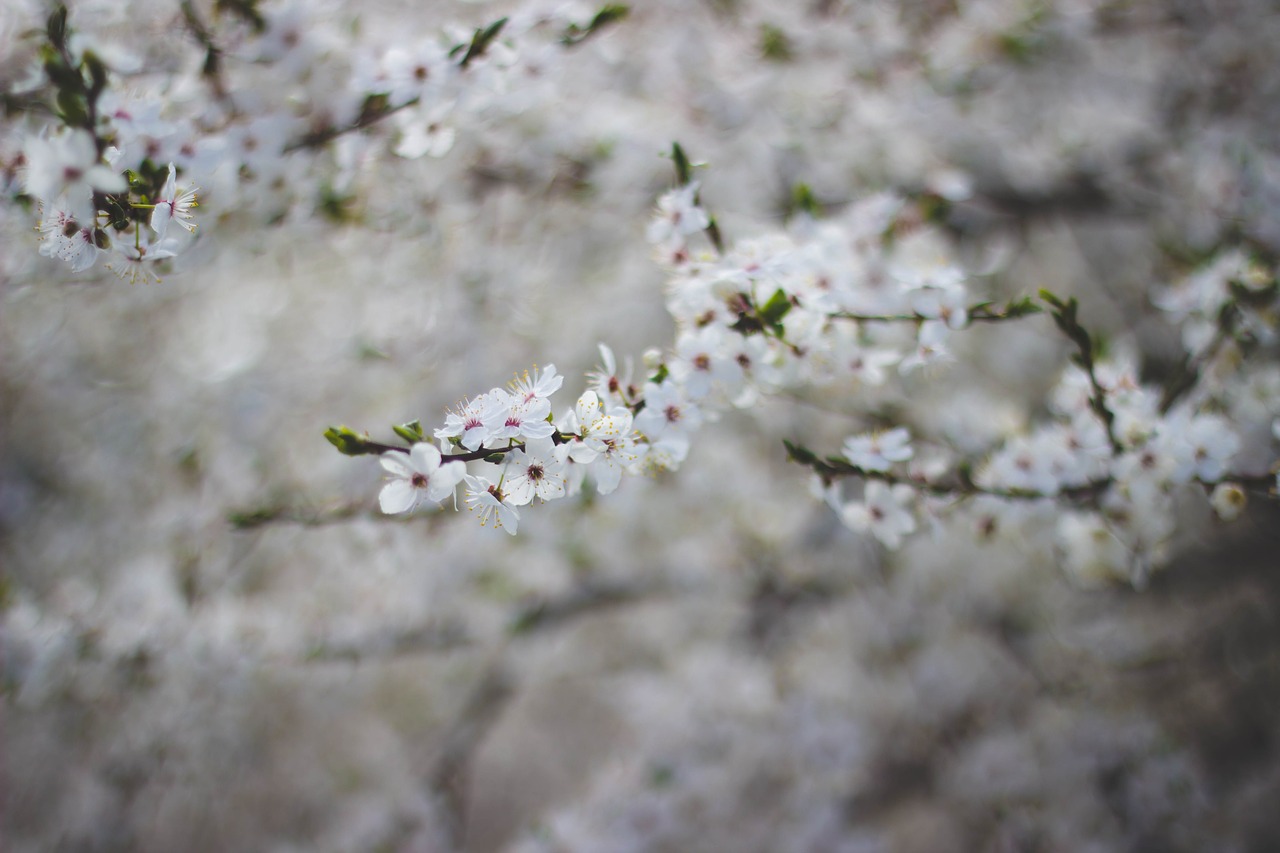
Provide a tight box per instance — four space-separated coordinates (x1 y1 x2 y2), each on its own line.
229 499 431 529
179 0 235 106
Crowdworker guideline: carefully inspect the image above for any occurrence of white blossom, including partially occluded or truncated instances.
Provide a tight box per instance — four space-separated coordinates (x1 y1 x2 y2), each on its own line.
378 443 466 514
841 481 917 549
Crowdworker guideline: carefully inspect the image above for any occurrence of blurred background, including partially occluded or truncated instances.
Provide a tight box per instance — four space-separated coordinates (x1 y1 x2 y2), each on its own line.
3 0 1280 850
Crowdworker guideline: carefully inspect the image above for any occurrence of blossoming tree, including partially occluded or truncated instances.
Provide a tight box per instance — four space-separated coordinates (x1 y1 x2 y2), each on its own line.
4 0 1280 849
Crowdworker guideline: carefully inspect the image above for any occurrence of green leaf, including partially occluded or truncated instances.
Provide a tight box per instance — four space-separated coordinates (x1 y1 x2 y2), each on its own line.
782 439 818 466
671 142 691 185
43 52 82 91
215 0 266 33
759 23 792 61
705 216 724 254
47 5 68 51
202 46 220 77
459 17 508 68
357 92 390 125
561 4 629 44
1037 288 1065 310
759 287 792 326
82 50 108 99
55 88 88 127
1004 295 1043 317
790 182 820 218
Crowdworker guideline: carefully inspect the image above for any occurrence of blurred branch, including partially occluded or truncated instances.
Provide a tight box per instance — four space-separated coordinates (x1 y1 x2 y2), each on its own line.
228 499 438 529
830 295 1042 324
304 621 471 662
1040 290 1124 454
282 95 419 154
179 0 233 106
508 578 669 635
428 660 514 849
784 438 1114 504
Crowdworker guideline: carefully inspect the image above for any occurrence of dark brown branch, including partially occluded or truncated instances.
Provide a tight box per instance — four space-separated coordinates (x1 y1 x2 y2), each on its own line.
784 439 1113 504
282 96 420 153
428 660 514 850
228 499 432 529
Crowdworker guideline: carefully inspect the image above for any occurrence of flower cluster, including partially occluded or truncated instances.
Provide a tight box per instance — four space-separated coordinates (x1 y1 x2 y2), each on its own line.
336 156 1279 587
334 359 683 535
7 2 626 281
28 136 198 283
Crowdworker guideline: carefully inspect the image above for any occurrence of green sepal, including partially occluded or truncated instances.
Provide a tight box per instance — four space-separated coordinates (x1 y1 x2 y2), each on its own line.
101 195 132 230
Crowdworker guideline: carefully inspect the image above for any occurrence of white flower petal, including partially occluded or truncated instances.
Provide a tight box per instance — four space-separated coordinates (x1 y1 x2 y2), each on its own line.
379 479 417 514
380 452 413 477
409 442 443 473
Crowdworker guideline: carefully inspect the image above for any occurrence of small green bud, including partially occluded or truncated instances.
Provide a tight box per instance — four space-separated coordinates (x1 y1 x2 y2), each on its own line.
324 426 376 456
392 420 425 444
